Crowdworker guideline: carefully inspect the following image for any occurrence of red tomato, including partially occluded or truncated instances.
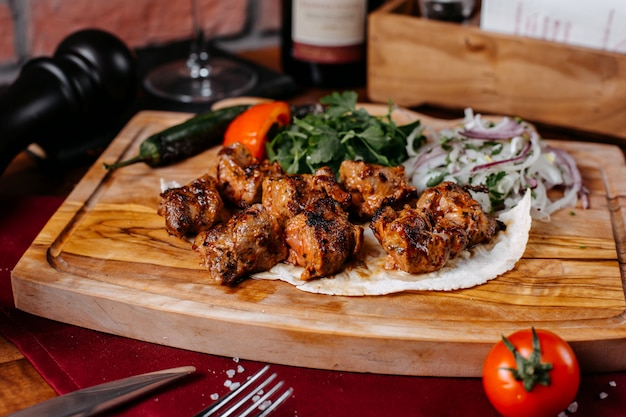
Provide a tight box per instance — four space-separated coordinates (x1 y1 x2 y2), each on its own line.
222 101 291 159
482 328 580 417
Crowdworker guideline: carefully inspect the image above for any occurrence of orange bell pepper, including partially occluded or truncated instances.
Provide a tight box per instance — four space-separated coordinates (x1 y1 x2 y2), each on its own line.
222 101 291 159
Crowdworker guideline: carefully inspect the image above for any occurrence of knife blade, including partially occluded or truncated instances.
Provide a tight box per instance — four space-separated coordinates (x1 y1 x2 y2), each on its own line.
8 365 196 417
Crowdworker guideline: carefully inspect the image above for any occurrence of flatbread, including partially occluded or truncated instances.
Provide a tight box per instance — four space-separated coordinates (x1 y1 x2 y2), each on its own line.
252 191 532 296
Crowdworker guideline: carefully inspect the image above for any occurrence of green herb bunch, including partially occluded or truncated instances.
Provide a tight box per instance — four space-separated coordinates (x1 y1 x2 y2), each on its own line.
267 91 422 175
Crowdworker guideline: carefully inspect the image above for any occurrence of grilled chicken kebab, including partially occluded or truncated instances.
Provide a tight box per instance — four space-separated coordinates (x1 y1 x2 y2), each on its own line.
193 203 288 286
370 182 503 274
158 142 501 285
157 174 225 238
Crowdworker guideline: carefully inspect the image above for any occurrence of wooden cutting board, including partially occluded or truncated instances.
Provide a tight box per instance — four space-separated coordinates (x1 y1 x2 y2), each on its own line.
11 107 626 377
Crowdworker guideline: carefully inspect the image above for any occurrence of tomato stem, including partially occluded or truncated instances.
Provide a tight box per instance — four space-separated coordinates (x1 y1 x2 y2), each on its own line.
501 327 553 392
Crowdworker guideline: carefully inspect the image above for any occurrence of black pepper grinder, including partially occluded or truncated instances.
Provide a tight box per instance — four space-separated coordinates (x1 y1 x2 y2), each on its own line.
0 29 138 175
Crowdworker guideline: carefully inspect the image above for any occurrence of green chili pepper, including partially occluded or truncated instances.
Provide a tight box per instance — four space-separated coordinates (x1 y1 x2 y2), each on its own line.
104 104 251 170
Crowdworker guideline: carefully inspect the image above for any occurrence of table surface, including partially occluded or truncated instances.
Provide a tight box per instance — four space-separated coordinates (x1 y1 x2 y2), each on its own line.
1 46 625 416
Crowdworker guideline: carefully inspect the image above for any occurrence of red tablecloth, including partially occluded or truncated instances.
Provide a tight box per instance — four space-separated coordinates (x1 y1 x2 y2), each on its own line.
1 195 624 417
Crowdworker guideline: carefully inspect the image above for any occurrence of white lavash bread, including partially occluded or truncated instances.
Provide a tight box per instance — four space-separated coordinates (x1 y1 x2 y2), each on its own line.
252 190 532 296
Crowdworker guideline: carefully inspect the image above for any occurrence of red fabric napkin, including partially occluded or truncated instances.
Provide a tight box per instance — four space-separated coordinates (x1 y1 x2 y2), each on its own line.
1 195 624 417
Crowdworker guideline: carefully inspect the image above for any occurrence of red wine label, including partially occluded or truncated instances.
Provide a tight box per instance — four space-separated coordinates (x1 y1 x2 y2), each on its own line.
292 0 367 64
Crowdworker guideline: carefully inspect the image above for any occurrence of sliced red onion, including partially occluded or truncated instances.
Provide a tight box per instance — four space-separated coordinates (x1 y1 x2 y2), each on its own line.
404 110 589 219
461 117 525 140
524 176 538 189
408 144 448 171
548 146 589 209
471 140 532 173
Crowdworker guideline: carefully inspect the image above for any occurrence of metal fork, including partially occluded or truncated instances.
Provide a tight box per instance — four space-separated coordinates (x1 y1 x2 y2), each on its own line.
193 365 293 417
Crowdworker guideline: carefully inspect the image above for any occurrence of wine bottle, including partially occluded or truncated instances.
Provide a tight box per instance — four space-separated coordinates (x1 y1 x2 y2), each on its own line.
419 0 475 23
281 0 383 88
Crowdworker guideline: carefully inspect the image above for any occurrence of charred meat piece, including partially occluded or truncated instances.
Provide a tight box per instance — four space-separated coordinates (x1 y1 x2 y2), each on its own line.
261 174 309 226
370 182 501 274
157 174 224 238
216 142 284 208
308 166 353 210
262 167 352 226
415 182 500 247
339 160 418 220
284 198 363 281
370 205 453 274
192 204 288 286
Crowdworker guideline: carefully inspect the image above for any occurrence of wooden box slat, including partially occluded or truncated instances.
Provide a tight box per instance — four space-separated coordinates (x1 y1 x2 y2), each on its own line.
367 0 626 142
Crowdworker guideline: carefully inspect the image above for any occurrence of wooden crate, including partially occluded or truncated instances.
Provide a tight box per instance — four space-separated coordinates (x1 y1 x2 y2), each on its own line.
367 0 626 141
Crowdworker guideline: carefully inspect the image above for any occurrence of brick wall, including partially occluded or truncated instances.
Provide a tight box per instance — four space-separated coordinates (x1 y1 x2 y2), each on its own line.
0 0 281 84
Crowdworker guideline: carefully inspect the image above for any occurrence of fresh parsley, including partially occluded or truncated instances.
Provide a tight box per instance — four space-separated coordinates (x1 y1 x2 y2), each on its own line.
486 171 507 209
266 91 423 175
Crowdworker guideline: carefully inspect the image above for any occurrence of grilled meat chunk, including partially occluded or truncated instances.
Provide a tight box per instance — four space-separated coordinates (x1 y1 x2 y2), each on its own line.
262 167 352 226
309 166 353 210
192 204 287 286
261 174 308 226
157 174 224 238
415 182 500 247
370 205 453 274
216 142 284 208
370 182 500 274
284 198 363 281
339 160 418 220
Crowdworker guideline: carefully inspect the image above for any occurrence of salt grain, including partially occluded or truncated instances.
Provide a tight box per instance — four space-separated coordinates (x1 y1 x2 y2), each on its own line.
609 381 617 387
259 400 272 410
557 412 567 417
599 392 609 400
210 393 219 400
237 365 245 373
226 369 236 378
567 401 578 413
229 382 241 391
224 380 232 388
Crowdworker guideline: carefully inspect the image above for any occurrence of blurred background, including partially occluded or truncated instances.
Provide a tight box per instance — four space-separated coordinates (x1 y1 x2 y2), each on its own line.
0 0 280 85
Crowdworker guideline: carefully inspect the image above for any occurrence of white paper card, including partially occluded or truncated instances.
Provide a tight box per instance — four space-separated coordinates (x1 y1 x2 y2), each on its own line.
480 0 626 53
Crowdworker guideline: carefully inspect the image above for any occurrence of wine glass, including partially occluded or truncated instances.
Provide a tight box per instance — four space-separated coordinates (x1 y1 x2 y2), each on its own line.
144 0 258 103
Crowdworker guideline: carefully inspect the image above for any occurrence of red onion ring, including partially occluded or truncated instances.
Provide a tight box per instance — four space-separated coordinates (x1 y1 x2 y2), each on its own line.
461 117 525 140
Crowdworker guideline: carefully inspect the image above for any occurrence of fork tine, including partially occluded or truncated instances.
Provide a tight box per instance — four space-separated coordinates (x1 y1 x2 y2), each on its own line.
255 386 294 417
193 365 293 417
236 379 284 417
220 373 277 417
194 365 270 417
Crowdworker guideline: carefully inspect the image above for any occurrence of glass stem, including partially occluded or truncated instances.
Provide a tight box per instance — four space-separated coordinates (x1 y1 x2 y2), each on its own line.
187 0 210 79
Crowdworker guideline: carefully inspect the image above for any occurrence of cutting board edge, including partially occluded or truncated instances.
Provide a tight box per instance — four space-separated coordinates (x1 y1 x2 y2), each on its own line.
11 242 626 378
11 266 626 377
12 241 626 340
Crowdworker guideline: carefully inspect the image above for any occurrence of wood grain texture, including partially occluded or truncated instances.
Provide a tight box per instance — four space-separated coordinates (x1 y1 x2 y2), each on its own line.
10 108 626 377
367 0 626 141
0 358 56 415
